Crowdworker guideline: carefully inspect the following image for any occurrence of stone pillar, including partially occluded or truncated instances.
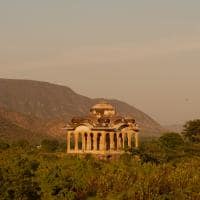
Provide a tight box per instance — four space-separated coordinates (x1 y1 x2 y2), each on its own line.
67 131 71 153
110 132 114 150
93 132 97 151
115 133 118 150
128 132 132 148
85 133 88 150
117 133 121 150
135 132 139 148
82 133 85 152
74 132 78 152
87 133 91 151
122 132 125 149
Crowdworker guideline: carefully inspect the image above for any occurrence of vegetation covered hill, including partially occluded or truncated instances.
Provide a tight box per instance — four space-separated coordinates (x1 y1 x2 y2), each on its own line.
0 116 48 143
0 118 199 199
0 78 164 139
0 107 58 143
0 132 200 200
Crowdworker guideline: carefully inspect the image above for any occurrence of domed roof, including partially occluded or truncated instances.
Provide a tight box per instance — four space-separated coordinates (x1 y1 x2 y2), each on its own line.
91 101 115 110
90 101 116 117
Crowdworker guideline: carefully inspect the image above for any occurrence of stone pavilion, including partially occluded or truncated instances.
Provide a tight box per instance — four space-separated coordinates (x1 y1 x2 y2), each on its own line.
65 101 139 155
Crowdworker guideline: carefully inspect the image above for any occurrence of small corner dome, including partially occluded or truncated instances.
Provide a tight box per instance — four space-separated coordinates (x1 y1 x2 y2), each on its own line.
90 101 116 116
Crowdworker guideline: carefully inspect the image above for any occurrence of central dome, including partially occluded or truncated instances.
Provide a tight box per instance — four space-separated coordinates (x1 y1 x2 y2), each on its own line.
90 101 116 117
92 101 114 110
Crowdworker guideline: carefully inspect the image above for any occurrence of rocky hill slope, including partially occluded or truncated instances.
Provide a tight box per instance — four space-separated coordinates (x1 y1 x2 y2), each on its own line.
0 78 165 141
0 115 49 143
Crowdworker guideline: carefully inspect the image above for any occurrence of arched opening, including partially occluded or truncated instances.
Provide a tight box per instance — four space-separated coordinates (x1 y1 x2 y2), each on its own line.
131 133 136 148
70 132 75 150
114 133 117 150
97 133 101 150
106 133 110 150
84 133 88 150
119 133 123 149
124 133 128 149
90 133 94 150
78 133 82 150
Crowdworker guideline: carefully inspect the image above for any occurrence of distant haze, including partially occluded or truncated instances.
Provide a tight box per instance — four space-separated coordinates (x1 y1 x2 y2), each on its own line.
0 1 200 125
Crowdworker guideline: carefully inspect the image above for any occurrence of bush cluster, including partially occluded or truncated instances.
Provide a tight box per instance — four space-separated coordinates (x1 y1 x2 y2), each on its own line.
0 133 200 200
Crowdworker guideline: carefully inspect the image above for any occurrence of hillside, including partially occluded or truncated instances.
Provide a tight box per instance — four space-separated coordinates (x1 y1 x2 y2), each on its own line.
0 78 165 140
0 108 65 142
0 116 49 143
164 124 184 133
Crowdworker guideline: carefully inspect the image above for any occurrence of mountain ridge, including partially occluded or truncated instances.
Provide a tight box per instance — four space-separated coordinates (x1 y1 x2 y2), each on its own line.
0 78 165 141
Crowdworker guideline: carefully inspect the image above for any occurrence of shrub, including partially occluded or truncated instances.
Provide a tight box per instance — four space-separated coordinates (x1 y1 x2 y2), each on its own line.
159 132 184 149
182 119 200 143
139 140 167 164
41 139 59 152
0 140 9 150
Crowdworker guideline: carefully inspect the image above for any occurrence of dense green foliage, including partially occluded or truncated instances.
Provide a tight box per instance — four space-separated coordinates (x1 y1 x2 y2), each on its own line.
1 120 200 199
0 135 200 200
182 119 200 143
159 132 184 149
41 139 60 152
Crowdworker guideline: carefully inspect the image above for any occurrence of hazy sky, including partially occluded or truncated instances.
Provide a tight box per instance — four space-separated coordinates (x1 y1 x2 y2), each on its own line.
0 0 200 125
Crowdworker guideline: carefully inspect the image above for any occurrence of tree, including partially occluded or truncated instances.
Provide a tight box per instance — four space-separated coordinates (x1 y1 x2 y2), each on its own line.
139 140 167 163
159 132 184 149
41 139 59 152
182 119 200 143
13 139 30 149
0 140 9 150
58 142 67 152
0 157 41 200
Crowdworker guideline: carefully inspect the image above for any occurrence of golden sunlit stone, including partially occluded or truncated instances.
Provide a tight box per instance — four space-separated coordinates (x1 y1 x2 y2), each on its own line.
64 101 139 156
